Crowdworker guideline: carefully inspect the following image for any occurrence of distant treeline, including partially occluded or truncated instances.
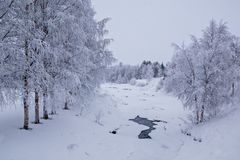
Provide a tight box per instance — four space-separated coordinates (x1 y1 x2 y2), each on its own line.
106 61 166 83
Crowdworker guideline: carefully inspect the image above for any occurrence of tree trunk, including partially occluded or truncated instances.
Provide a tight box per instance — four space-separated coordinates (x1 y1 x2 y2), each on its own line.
23 74 29 130
231 82 235 97
63 100 69 110
195 95 199 124
23 38 29 130
63 94 70 110
196 110 200 124
34 89 40 124
200 105 205 123
43 90 49 119
50 90 56 115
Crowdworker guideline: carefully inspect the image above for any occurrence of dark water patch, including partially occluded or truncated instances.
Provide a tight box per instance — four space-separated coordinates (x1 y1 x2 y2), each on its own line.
154 119 168 124
129 115 167 139
138 127 156 139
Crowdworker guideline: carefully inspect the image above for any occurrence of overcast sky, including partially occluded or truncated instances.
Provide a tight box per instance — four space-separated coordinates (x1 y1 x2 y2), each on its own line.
92 0 240 65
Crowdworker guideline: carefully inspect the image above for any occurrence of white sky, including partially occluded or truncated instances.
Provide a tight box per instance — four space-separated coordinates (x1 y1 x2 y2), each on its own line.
92 0 240 65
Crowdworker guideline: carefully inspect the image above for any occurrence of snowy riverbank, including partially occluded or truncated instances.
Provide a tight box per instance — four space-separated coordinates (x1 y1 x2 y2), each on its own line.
0 79 239 160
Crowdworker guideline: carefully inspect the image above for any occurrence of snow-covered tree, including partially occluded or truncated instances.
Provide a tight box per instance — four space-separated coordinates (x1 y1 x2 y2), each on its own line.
152 62 161 78
106 63 138 84
0 0 114 129
164 20 240 123
138 61 155 79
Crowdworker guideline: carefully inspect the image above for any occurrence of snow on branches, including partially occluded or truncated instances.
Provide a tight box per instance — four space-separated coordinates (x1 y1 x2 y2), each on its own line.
164 20 240 123
0 0 114 129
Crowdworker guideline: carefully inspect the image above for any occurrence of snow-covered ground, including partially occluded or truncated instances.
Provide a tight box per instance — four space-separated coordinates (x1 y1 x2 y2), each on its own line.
0 79 239 160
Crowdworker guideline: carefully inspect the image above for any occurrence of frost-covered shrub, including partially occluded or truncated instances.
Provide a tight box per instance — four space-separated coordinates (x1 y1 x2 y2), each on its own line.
130 78 137 86
95 110 104 126
136 80 148 87
156 79 164 91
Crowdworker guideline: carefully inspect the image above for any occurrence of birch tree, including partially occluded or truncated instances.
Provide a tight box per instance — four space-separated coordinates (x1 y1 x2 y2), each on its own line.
164 20 239 123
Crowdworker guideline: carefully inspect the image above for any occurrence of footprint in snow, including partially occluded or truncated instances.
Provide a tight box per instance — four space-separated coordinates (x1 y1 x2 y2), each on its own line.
161 144 169 149
127 152 134 159
193 137 202 142
123 88 132 91
67 144 79 151
84 152 90 156
181 129 202 143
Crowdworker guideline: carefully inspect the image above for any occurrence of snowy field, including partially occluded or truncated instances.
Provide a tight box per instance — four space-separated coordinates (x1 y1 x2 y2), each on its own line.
0 79 240 160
